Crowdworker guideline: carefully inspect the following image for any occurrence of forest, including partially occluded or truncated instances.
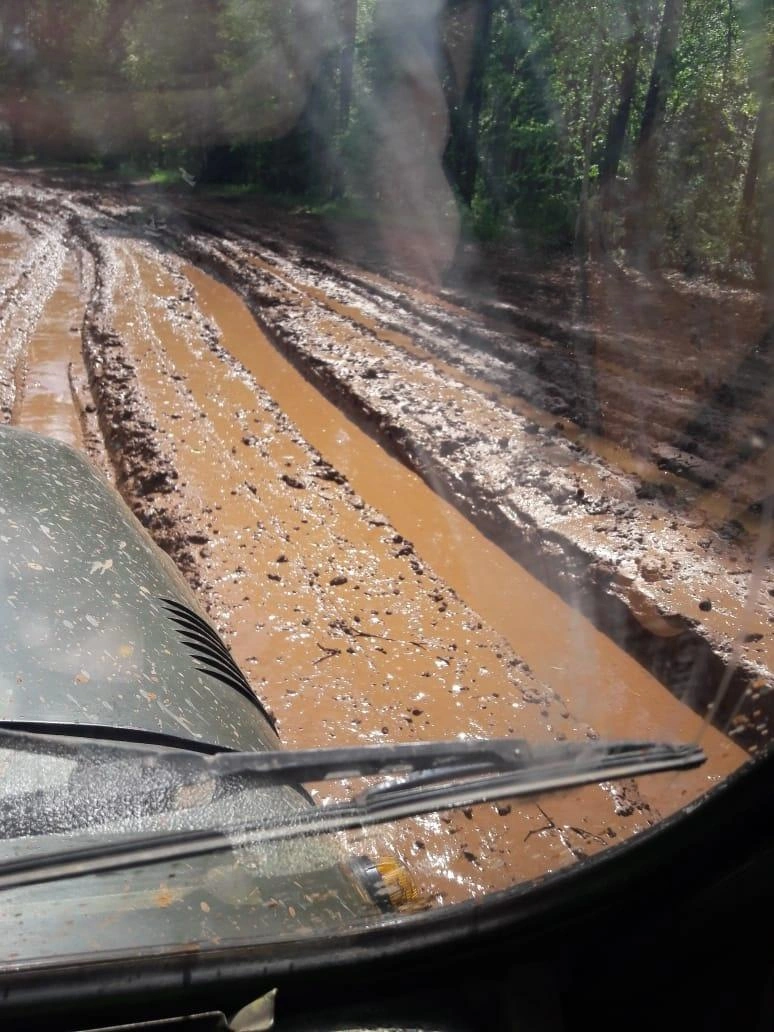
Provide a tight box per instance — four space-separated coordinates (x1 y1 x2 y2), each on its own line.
0 0 771 281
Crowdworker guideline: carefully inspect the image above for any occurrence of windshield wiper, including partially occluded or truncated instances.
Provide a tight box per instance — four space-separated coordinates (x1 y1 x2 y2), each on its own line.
0 735 704 891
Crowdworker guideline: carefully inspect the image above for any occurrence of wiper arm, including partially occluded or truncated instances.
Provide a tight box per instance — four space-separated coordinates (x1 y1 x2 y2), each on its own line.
0 737 704 892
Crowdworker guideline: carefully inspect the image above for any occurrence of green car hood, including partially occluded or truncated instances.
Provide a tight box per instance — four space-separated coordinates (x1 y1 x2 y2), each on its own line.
0 425 278 753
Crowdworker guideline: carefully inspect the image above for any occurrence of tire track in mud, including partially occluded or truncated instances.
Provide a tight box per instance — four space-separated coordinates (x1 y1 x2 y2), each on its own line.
171 227 773 752
202 227 740 522
106 197 774 526
13 254 85 449
108 202 774 539
184 204 774 509
0 192 109 477
0 208 67 422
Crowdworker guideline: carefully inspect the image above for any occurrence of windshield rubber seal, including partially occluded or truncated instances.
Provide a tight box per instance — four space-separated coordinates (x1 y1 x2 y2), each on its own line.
0 720 235 756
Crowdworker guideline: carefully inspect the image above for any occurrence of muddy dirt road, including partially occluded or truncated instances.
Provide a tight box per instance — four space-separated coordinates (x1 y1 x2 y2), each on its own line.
1 168 771 904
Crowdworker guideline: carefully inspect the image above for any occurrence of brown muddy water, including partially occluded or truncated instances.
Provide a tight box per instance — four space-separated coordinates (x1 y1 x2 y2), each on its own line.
203 233 771 701
116 238 748 894
181 262 738 751
13 256 84 447
192 215 770 524
2 212 749 905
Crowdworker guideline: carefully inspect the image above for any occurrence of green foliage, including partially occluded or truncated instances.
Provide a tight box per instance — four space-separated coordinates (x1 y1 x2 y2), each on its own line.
643 0 761 268
0 0 768 275
470 193 504 242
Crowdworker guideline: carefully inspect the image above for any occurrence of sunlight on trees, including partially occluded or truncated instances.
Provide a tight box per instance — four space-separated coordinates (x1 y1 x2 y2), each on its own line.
0 0 769 278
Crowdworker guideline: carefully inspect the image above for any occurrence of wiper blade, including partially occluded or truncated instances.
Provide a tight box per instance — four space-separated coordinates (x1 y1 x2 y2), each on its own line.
0 725 704 781
0 726 703 797
0 737 704 892
189 736 703 788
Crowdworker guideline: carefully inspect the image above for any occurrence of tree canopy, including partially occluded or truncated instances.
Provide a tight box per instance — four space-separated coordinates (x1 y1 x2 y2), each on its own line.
0 0 770 278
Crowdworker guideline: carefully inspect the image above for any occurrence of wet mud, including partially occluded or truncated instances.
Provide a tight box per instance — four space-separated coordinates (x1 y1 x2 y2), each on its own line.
0 169 768 905
176 226 773 751
13 255 84 448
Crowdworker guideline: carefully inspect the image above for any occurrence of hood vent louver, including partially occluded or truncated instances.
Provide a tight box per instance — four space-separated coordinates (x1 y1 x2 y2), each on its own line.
160 597 276 730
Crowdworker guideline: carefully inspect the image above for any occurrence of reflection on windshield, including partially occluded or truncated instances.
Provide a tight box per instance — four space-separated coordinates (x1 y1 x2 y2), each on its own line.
0 0 771 968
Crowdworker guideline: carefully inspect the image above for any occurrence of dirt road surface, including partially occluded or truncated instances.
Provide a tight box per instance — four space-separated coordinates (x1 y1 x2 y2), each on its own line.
2 167 771 905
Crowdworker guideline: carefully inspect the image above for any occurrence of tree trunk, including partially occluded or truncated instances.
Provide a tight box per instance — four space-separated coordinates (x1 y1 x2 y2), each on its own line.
575 47 604 265
739 107 763 245
598 0 644 189
573 46 605 433
337 0 357 132
625 0 683 264
737 44 772 286
635 0 683 185
443 0 495 207
485 13 519 213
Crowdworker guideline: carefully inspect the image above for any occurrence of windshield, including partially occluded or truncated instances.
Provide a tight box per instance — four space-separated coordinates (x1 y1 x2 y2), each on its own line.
0 0 771 974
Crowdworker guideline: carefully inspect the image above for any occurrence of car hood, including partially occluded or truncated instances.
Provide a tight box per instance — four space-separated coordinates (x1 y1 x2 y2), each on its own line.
0 426 277 753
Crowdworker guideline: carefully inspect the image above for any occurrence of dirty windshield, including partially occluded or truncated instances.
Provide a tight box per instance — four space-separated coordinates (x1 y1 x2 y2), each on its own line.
0 0 771 966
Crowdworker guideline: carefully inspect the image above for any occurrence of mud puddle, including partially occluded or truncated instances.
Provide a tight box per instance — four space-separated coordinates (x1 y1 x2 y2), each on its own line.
186 260 746 757
203 209 772 519
148 203 774 537
101 240 613 898
235 236 769 531
242 246 740 525
181 229 770 748
12 256 85 447
182 212 765 558
183 265 738 745
87 234 745 900
0 210 67 421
